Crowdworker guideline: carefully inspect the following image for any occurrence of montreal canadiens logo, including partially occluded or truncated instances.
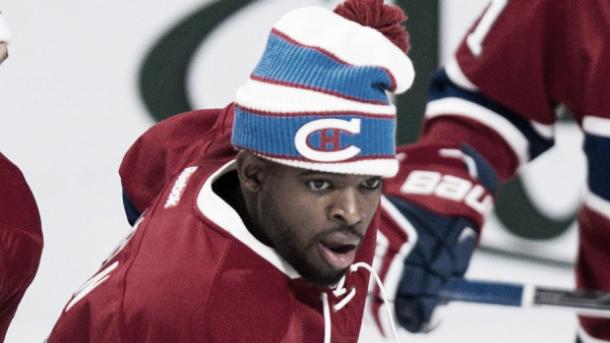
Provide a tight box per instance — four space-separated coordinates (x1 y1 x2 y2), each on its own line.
294 118 362 162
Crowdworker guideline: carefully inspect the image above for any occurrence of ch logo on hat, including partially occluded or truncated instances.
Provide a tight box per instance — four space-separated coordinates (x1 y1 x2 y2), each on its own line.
295 118 361 162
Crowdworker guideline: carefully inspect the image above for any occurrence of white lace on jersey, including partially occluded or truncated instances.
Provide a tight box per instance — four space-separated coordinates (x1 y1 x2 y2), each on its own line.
321 262 400 343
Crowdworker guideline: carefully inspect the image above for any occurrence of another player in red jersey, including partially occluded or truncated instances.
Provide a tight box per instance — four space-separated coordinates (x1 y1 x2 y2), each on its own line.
375 0 610 341
0 154 43 342
47 1 417 342
0 13 44 343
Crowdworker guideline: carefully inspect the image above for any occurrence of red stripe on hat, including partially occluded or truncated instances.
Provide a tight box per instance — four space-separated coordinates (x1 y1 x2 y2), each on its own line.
250 74 390 106
234 104 395 119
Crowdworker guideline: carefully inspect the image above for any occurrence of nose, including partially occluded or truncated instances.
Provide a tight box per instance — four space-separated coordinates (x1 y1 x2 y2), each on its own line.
329 188 363 227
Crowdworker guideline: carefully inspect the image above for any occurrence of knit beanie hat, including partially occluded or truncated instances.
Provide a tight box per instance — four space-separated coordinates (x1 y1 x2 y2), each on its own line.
231 0 414 177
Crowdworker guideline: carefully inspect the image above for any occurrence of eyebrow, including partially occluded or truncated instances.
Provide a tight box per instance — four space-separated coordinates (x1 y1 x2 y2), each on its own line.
298 170 331 177
298 170 380 180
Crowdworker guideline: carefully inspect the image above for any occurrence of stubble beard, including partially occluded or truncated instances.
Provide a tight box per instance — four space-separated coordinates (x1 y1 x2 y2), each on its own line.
260 193 346 286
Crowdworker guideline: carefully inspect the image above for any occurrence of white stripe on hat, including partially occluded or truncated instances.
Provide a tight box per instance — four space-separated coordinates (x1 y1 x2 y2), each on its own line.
274 7 414 94
236 79 397 116
260 155 399 178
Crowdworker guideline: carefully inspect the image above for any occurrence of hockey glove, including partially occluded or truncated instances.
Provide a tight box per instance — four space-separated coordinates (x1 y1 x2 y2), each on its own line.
381 143 498 333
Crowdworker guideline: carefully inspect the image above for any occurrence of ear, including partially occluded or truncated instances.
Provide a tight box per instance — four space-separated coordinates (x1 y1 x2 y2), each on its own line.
236 151 267 193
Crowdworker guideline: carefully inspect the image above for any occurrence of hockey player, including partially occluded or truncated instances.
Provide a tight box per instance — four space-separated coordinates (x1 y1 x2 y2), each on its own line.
0 13 44 343
376 0 610 342
47 1 417 342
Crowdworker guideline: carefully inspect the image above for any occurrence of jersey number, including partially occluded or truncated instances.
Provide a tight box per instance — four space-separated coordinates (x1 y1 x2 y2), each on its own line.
466 0 508 56
64 216 143 312
65 261 119 312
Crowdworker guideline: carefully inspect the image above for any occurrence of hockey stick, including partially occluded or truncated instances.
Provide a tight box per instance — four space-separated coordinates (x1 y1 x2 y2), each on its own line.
439 278 610 318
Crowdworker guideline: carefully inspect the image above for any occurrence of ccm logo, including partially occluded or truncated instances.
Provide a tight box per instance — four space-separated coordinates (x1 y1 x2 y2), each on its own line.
295 118 361 162
401 170 492 214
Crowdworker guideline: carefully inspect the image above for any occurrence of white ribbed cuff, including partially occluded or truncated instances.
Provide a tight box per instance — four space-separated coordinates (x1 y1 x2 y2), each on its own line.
260 154 399 178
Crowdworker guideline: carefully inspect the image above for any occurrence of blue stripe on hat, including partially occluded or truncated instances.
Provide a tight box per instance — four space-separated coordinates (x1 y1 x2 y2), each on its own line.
231 107 396 159
251 31 393 105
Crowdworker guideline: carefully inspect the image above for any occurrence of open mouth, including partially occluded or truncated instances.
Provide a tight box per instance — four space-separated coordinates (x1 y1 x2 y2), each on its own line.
323 242 357 254
318 233 360 270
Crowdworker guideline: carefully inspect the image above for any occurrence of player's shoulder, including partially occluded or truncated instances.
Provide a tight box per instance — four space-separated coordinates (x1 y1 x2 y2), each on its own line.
0 153 29 192
0 153 42 240
120 104 235 212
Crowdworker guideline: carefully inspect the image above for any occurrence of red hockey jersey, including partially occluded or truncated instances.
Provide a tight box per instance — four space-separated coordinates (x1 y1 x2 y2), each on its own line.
0 153 43 342
47 105 379 343
420 0 610 340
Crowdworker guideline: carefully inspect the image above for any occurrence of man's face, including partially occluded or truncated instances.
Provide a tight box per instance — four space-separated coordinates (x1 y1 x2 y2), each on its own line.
0 42 7 64
256 162 382 286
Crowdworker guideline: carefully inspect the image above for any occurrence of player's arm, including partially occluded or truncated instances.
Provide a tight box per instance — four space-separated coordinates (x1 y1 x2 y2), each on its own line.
376 0 570 333
422 0 570 180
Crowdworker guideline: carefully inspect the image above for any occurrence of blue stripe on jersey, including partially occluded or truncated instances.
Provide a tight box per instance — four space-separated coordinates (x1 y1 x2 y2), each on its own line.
231 108 396 158
428 69 554 160
461 144 499 194
122 189 141 226
584 133 610 201
251 32 392 104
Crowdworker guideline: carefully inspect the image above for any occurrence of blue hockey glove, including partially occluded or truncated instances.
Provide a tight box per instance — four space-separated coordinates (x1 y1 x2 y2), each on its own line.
380 143 499 333
388 197 477 332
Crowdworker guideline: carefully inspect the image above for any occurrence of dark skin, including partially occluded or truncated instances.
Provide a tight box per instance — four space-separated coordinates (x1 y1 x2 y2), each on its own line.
234 151 382 286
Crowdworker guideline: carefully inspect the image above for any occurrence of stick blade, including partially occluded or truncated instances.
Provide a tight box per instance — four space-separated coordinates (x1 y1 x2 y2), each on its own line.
534 287 610 318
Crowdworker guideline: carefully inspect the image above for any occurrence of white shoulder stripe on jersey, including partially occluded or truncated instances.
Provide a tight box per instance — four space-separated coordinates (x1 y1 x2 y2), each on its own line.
583 116 610 138
578 324 610 343
445 58 478 91
426 97 529 166
236 79 397 116
445 57 555 139
584 188 610 221
197 159 300 279
445 59 555 142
